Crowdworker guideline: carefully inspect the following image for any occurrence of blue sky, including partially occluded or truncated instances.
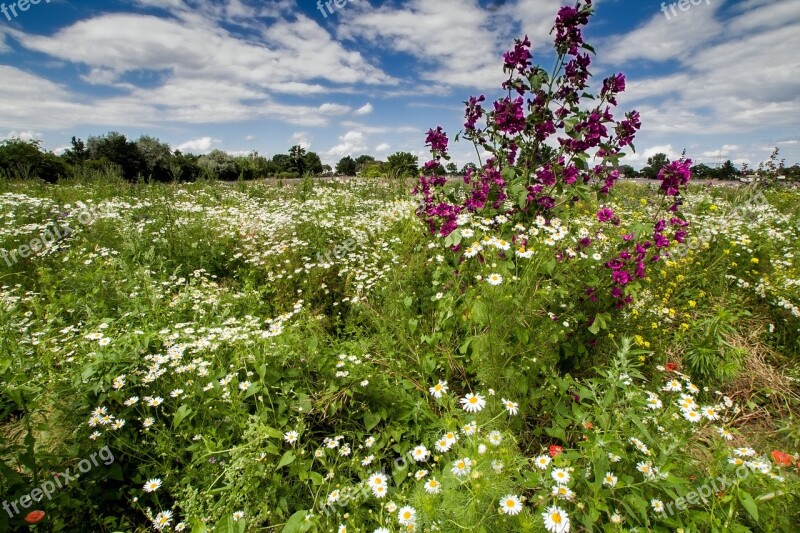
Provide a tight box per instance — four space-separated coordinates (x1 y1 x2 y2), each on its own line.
0 0 798 169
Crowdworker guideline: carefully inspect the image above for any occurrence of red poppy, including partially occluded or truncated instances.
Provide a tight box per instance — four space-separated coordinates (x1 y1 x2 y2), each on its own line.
549 445 564 458
771 450 795 467
665 362 678 372
24 510 45 524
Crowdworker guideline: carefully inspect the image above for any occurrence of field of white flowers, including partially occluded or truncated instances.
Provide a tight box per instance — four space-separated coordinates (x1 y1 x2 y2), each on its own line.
0 175 799 532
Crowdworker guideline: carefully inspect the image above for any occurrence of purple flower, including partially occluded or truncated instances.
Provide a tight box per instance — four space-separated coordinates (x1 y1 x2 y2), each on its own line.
425 126 449 154
597 207 614 222
493 97 526 135
503 35 532 73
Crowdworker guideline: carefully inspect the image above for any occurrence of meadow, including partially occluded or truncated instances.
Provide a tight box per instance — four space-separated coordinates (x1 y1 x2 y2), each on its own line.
0 174 799 532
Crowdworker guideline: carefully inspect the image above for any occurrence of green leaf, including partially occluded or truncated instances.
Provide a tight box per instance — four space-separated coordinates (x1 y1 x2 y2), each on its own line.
173 405 192 429
277 451 296 470
737 490 759 522
364 411 381 432
282 511 313 533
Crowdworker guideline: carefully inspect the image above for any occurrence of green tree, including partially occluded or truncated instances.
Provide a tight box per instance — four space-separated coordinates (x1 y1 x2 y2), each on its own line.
303 151 323 176
690 163 714 180
640 153 669 180
717 160 738 181
445 162 458 174
198 149 237 180
61 136 89 168
289 145 307 175
336 156 357 176
0 138 66 182
354 154 376 172
136 135 173 182
87 131 147 181
386 151 419 178
617 164 636 178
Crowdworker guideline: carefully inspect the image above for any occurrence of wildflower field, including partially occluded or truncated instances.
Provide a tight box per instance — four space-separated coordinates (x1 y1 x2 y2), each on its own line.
1 174 799 532
2 1 800 532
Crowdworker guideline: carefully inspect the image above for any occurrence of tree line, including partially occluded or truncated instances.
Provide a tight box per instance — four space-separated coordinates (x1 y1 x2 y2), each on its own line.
3 133 797 184
0 133 435 183
620 150 800 182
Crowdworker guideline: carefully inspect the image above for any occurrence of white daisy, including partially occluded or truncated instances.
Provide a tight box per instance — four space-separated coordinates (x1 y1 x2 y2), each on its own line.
499 494 523 515
542 505 570 533
460 393 486 413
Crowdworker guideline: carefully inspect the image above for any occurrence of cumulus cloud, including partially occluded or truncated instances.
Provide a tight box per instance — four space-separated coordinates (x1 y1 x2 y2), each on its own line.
326 131 367 158
290 132 311 150
176 136 220 154
375 142 391 152
355 103 373 115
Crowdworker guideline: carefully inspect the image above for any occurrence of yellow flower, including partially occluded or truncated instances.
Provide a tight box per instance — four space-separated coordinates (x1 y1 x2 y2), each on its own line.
751 257 759 264
688 300 696 308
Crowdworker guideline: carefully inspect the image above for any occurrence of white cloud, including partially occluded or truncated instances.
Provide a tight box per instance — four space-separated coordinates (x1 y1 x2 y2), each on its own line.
2 130 43 141
339 0 505 88
375 142 391 152
245 135 256 141
290 132 311 150
355 103 373 115
319 103 351 115
603 3 723 64
176 136 220 154
326 131 367 158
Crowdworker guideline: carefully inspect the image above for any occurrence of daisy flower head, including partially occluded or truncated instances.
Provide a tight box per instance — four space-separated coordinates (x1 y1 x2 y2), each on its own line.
424 478 441 494
488 431 503 446
153 510 173 530
487 273 503 286
368 472 387 490
460 393 486 413
534 455 551 470
143 478 162 493
542 505 570 533
372 484 388 498
412 445 430 462
734 447 756 458
651 499 665 513
603 472 618 487
461 421 477 436
284 430 299 444
551 468 570 485
717 427 734 440
429 380 449 398
397 506 416 526
435 437 453 453
502 398 519 416
451 457 473 477
636 461 654 479
663 379 682 392
414 469 428 481
232 511 244 521
701 406 720 421
499 494 523 515
683 409 702 423
551 485 575 500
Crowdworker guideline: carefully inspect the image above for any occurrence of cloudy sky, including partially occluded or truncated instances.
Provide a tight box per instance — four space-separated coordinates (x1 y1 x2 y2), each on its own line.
0 0 798 169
